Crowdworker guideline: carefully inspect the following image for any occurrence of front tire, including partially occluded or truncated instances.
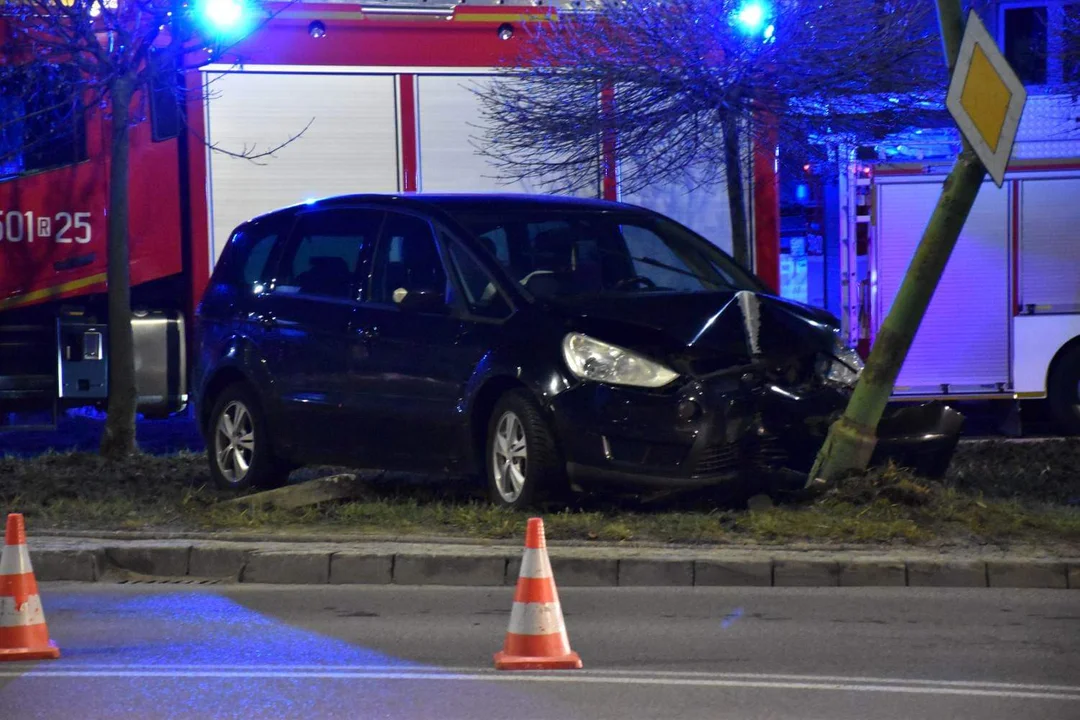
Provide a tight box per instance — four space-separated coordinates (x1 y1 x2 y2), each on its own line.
1048 344 1080 435
207 383 291 492
486 390 567 509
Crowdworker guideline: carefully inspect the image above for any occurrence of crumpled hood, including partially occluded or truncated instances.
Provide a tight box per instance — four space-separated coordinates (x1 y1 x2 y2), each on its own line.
548 290 841 375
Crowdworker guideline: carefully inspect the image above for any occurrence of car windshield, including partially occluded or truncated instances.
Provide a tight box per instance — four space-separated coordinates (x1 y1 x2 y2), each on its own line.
446 208 765 299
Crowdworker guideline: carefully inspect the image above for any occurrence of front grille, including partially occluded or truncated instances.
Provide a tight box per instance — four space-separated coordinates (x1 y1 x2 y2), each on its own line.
747 435 788 467
607 437 689 471
692 435 788 478
693 443 740 477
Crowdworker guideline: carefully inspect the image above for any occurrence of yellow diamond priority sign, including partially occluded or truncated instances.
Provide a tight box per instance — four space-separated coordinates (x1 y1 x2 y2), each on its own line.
946 10 1027 187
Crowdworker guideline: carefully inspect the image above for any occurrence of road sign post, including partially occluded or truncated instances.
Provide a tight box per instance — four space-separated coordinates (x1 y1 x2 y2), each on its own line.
945 11 1028 186
808 2 1027 488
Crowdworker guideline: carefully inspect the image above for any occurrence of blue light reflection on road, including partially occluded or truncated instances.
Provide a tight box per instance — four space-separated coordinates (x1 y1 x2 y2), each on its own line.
35 591 420 667
0 590 569 720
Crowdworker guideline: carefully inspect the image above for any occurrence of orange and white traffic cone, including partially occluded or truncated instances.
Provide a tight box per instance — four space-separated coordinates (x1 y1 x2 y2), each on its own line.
494 517 582 671
0 513 60 661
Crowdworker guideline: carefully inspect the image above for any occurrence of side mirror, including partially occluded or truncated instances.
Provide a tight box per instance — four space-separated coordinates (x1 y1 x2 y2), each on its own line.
393 287 447 313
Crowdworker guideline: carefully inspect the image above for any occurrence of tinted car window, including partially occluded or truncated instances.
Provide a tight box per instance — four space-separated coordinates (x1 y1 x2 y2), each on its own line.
208 218 285 292
446 238 512 320
275 209 382 300
370 213 448 305
475 226 510 266
445 209 763 299
621 224 710 292
243 231 279 287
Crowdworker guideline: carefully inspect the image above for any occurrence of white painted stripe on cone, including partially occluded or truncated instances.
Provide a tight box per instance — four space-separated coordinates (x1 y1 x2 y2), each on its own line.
507 601 566 636
518 548 552 579
0 543 32 577
0 593 45 628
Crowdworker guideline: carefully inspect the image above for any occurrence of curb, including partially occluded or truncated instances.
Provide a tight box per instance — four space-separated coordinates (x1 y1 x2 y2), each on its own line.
26 538 1079 589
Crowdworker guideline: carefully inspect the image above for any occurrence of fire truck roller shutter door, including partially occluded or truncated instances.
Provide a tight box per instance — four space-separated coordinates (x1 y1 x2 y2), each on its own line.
202 71 399 265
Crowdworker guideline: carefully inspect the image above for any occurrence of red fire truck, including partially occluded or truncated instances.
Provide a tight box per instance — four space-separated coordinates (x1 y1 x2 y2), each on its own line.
3 1 1076 436
0 0 781 428
833 90 1080 434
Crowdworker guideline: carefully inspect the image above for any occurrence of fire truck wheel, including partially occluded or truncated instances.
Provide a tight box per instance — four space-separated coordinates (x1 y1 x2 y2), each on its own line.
1048 343 1080 436
207 383 291 491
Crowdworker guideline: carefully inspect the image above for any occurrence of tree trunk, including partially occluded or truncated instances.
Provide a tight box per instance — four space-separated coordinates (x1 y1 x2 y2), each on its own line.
807 0 985 487
99 77 138 460
722 114 751 269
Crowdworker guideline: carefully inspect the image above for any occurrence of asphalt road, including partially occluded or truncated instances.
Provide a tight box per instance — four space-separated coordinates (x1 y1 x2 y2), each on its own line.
1 584 1077 719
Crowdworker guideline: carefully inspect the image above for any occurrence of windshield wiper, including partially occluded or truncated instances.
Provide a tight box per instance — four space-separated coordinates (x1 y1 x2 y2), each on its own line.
630 255 700 279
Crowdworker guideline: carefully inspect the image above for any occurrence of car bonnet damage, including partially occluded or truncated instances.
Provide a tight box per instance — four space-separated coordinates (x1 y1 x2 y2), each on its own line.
558 289 964 486
682 290 965 481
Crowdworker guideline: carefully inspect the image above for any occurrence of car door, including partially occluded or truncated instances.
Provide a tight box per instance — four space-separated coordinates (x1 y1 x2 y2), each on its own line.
349 210 511 472
256 206 383 464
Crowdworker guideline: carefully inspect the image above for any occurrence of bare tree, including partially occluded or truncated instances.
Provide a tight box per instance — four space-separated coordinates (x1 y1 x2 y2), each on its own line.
0 0 305 459
472 0 949 268
1064 4 1080 99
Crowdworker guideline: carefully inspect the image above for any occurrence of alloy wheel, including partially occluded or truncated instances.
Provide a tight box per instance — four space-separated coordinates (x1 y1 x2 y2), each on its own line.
214 400 256 485
492 410 528 503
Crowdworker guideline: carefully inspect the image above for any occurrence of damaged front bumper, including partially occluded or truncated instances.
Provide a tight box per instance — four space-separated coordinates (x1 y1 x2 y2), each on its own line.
870 401 966 478
549 375 966 492
549 290 966 491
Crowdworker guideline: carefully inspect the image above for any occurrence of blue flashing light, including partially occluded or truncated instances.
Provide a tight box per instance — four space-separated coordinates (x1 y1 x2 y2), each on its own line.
763 23 775 40
735 2 767 33
197 0 246 33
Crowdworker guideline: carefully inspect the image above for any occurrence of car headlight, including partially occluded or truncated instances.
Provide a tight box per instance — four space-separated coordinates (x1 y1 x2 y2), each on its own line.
561 333 678 388
817 337 865 388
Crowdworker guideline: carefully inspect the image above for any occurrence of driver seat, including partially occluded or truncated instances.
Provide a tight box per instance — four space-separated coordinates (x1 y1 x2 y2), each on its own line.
529 227 603 293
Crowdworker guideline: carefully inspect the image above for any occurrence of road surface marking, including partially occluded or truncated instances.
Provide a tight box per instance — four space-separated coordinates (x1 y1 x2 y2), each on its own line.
2 666 1078 701
4 664 1077 692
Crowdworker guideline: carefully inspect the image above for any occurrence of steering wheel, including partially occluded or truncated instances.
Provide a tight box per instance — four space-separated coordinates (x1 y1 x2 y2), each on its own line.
612 275 658 291
519 269 555 287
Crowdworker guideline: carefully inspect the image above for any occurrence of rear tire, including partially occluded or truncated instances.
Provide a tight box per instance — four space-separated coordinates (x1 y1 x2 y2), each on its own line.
1048 344 1080 436
206 383 291 492
485 390 567 510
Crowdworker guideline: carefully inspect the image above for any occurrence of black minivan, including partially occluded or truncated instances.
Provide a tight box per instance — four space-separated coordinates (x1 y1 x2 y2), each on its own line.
192 194 962 508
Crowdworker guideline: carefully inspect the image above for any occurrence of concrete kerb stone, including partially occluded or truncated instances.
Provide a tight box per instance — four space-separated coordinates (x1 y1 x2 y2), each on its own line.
906 560 988 588
618 558 695 586
242 550 331 584
550 557 619 586
392 553 508 586
30 548 103 582
840 560 907 587
22 536 1080 589
774 560 841 587
505 555 620 587
105 545 191 578
330 552 394 585
694 560 772 586
987 560 1068 589
189 546 253 580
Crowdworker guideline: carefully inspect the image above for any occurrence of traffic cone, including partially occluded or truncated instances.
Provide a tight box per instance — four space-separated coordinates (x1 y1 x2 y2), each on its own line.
0 514 60 661
494 517 582 671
